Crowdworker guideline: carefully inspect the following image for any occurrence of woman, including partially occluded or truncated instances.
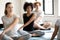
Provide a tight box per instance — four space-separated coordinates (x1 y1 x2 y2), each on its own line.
33 2 51 30
51 19 60 40
0 2 30 40
18 2 44 37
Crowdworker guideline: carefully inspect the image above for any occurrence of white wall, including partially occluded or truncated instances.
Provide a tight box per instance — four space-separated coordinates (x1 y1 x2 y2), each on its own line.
0 0 60 27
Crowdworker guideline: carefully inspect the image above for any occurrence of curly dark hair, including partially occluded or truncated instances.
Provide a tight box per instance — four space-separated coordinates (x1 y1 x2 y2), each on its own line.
23 2 33 11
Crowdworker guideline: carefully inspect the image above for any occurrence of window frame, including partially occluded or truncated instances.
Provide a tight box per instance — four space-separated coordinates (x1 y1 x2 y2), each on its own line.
43 0 54 15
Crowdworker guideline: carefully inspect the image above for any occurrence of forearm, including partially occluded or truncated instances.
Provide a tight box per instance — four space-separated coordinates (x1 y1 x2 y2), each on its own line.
51 31 57 40
34 22 40 27
35 17 42 23
51 26 58 40
3 26 13 34
19 19 34 29
19 14 35 29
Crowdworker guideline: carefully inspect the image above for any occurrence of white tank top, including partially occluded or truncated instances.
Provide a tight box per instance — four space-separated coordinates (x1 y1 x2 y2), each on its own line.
2 15 20 37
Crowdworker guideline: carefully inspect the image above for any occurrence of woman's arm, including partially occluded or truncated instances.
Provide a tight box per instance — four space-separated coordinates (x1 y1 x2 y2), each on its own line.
34 16 42 23
35 11 44 23
51 24 59 40
2 17 19 34
34 16 43 29
19 14 36 29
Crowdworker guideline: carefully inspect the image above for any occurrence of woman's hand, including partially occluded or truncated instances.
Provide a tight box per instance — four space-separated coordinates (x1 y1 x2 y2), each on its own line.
0 34 3 40
0 31 5 40
0 33 4 40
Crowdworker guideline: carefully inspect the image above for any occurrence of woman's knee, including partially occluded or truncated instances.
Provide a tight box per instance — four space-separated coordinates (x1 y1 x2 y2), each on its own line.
23 34 31 40
18 34 31 40
34 30 45 36
18 37 24 40
43 22 52 28
2 35 13 40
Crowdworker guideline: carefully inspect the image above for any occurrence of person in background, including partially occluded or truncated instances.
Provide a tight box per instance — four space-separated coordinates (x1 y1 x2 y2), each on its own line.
0 2 30 40
51 19 60 40
18 2 44 37
33 2 52 30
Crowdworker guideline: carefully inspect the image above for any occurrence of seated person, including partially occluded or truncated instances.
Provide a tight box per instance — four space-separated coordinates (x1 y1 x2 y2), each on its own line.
51 19 60 40
0 2 30 40
18 2 44 37
33 2 52 30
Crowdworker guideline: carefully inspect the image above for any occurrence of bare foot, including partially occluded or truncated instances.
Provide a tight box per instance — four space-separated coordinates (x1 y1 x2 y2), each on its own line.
32 33 39 37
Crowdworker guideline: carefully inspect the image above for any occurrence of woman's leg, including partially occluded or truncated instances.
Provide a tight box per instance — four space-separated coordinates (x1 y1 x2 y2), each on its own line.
2 34 13 40
12 36 25 40
18 30 31 40
33 23 47 30
43 22 52 28
18 34 31 40
18 37 24 40
34 22 52 30
33 23 41 30
30 30 44 37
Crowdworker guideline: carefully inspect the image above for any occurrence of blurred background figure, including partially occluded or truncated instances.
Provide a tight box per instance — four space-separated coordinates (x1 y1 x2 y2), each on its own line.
33 2 52 30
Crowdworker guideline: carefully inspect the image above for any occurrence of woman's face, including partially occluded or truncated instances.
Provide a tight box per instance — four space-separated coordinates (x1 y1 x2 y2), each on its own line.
26 6 32 13
6 4 13 15
35 3 40 9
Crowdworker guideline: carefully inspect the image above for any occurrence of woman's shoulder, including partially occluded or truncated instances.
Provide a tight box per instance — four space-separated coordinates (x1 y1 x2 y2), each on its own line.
2 15 6 19
55 19 60 24
1 15 6 21
55 19 60 27
32 13 35 15
31 13 35 17
56 19 60 22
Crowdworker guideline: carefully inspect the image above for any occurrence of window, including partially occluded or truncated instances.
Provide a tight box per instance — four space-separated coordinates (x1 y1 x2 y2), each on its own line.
58 0 60 16
43 0 54 15
26 0 54 15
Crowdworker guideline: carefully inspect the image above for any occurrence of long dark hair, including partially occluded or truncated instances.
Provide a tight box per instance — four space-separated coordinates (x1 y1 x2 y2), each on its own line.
4 2 12 15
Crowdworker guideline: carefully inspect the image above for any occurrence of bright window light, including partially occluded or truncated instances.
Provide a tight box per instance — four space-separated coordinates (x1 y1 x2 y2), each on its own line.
45 0 53 15
58 0 60 16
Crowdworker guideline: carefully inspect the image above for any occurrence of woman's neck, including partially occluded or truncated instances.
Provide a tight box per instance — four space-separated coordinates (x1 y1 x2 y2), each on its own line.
6 13 13 18
27 12 31 17
27 11 31 14
35 9 39 12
